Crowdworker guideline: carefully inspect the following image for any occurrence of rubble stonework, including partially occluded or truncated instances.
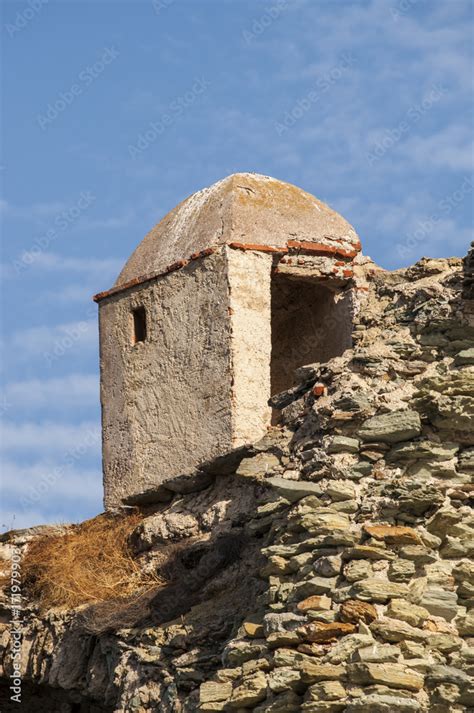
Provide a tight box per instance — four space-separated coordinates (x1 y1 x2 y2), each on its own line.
1 249 474 712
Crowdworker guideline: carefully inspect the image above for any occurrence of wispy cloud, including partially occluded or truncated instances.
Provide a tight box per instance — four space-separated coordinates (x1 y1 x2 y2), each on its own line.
3 374 98 411
1 461 102 504
2 318 97 366
0 421 100 454
2 252 123 280
399 125 474 172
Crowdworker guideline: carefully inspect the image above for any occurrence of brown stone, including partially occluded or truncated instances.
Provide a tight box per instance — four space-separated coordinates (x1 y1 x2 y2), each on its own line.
340 600 377 624
243 622 264 638
348 662 424 692
299 662 346 684
297 595 332 613
363 525 421 545
299 622 356 643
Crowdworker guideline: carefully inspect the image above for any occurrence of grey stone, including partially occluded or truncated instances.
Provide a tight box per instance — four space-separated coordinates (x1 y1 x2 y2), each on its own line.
458 447 474 471
359 410 421 444
267 667 301 693
420 586 458 621
327 436 360 454
343 559 373 583
386 599 429 627
236 453 281 479
262 612 305 636
351 578 409 603
370 618 428 643
323 634 374 664
293 576 338 599
388 558 416 582
426 665 471 688
313 555 342 578
325 481 356 502
345 694 421 712
426 507 463 536
456 610 474 636
266 477 322 502
398 545 437 564
454 347 474 365
387 440 458 462
254 690 302 713
352 643 400 663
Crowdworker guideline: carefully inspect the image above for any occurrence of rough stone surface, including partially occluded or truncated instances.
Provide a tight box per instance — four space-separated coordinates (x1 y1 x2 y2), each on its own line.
359 410 422 443
2 247 474 712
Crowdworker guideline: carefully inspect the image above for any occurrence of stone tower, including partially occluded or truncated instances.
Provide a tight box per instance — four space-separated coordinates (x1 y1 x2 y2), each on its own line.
94 173 362 508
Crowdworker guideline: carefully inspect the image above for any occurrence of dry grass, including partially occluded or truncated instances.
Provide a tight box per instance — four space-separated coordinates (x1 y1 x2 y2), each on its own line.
22 512 164 610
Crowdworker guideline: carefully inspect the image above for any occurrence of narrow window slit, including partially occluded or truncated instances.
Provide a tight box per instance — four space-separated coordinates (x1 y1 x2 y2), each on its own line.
132 306 147 344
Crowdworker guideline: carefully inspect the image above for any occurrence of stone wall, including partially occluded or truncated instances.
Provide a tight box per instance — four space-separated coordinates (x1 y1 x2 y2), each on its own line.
1 251 473 712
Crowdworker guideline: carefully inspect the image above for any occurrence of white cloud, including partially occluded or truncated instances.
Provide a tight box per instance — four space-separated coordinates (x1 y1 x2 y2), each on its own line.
3 374 98 410
400 125 474 172
6 319 97 362
1 460 102 503
2 252 124 281
0 421 100 454
0 508 73 531
20 253 124 274
2 200 68 222
80 212 134 230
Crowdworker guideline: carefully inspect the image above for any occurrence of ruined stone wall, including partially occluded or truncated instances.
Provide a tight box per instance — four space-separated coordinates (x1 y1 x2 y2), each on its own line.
1 252 473 712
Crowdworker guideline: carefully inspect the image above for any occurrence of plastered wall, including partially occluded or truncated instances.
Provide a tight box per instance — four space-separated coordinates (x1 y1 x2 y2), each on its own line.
226 248 273 445
99 247 353 508
99 250 234 508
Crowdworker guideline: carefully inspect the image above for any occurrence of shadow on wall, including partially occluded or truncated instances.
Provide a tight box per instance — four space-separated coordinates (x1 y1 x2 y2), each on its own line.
271 274 353 398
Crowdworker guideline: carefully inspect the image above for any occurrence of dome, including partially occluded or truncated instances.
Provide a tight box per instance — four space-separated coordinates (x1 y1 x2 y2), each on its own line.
115 173 360 287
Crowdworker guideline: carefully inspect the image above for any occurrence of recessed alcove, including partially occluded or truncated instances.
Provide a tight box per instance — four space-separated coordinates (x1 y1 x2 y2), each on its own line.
270 273 353 399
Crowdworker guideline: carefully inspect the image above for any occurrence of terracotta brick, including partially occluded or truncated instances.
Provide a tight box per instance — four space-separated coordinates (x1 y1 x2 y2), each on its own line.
229 242 287 254
287 239 359 260
312 384 325 397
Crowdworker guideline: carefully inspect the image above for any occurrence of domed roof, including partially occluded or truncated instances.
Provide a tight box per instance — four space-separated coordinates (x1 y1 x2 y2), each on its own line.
115 173 360 287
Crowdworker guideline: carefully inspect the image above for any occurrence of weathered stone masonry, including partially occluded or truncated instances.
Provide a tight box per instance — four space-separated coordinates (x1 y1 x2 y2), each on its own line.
1 177 473 713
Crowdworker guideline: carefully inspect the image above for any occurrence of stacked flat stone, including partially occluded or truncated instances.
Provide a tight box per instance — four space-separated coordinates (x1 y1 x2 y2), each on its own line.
1 252 473 712
462 241 474 300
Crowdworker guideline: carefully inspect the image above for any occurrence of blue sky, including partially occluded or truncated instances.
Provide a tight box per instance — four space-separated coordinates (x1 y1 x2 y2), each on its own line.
1 0 473 529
